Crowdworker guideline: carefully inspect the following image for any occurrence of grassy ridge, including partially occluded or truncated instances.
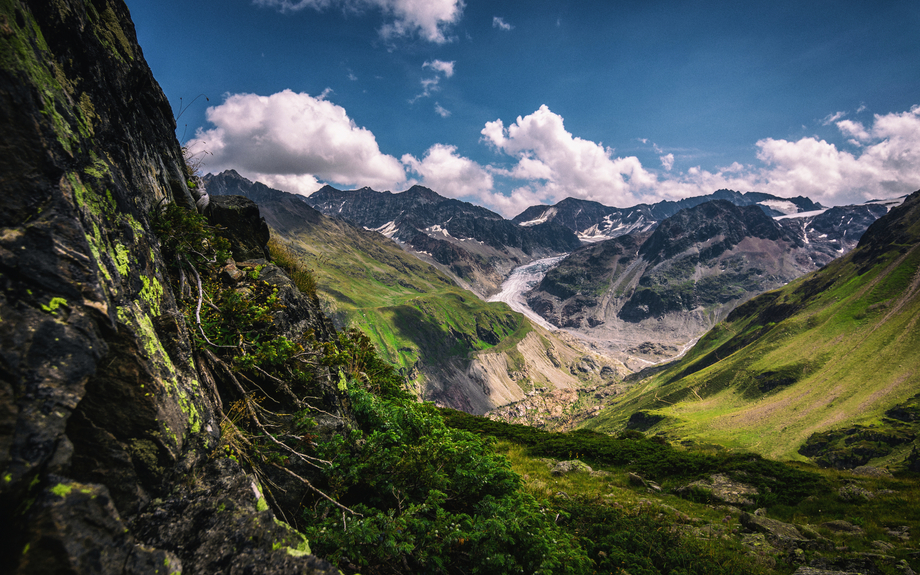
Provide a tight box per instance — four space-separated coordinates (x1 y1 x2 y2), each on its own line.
580 193 920 464
266 214 530 381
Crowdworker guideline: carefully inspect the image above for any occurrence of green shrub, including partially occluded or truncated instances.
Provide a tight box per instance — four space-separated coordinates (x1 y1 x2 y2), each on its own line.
303 390 592 574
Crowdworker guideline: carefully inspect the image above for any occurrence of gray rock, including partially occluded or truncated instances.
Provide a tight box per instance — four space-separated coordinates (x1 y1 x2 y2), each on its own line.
821 520 865 535
838 483 875 502
203 195 271 261
677 473 759 506
551 460 593 476
741 512 811 550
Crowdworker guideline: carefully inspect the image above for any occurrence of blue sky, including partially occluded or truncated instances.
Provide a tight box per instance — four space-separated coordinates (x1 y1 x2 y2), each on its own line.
126 0 920 216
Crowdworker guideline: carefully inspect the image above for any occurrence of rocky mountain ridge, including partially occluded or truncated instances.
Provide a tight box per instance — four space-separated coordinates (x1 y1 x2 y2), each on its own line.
523 197 893 367
299 180 581 297
513 189 824 242
0 1 344 572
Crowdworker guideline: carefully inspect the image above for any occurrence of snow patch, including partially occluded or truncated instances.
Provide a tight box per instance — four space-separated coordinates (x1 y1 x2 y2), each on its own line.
425 224 454 239
759 199 800 215
372 221 400 238
518 207 557 227
774 208 828 221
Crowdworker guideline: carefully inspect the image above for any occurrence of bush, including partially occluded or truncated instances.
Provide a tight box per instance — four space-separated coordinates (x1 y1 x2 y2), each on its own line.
303 390 592 574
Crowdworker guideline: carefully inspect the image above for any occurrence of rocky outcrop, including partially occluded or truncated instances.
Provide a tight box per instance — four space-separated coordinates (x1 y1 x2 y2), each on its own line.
676 474 759 507
0 1 339 572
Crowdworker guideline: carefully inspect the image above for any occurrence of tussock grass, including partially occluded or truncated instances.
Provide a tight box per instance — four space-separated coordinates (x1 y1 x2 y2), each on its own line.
267 237 317 298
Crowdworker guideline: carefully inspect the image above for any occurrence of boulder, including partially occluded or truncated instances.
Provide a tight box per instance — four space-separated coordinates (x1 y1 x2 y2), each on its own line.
551 460 593 476
821 520 865 535
677 473 759 507
204 195 271 261
741 512 816 551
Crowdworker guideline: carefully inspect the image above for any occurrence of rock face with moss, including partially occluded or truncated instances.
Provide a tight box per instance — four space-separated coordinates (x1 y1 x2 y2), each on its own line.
0 1 340 572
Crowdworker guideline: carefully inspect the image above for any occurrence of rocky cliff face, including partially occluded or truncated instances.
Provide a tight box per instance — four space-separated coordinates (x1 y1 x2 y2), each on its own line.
0 1 341 572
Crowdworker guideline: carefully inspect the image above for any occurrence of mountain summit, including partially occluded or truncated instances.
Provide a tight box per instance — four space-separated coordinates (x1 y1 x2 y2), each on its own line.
301 184 581 296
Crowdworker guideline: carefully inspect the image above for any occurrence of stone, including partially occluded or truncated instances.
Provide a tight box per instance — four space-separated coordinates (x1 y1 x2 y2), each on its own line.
838 483 875 502
551 460 593 476
741 512 811 550
203 195 271 261
677 473 759 507
821 520 865 535
851 465 893 477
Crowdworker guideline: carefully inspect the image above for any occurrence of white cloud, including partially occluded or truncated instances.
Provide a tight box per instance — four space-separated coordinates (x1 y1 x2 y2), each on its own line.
189 89 406 192
481 105 657 207
414 60 455 101
660 153 675 171
821 111 846 125
401 144 494 202
248 173 324 196
836 119 870 142
423 59 454 77
434 102 451 118
492 16 512 30
253 0 464 43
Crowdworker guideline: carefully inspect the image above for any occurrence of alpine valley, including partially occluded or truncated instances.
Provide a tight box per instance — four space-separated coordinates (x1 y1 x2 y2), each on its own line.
3 1 920 575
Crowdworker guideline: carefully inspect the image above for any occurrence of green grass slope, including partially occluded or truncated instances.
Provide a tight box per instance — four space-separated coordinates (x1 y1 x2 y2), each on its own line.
267 199 527 367
245 190 536 403
581 190 920 465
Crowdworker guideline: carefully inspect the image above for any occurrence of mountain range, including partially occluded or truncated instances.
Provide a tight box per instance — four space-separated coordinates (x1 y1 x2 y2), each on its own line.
263 172 895 369
204 170 629 415
580 188 920 469
303 183 581 297
512 189 825 242
525 197 897 366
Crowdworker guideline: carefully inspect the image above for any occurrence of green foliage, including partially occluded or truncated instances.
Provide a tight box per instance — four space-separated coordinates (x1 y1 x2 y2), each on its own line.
152 201 231 269
321 328 411 401
303 389 591 574
440 409 824 507
267 237 317 298
553 496 770 575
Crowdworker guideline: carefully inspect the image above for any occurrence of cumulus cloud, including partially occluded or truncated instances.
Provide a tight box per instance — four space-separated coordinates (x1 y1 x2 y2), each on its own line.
492 16 512 30
466 104 920 216
434 103 451 118
481 105 658 207
188 89 406 194
190 93 920 218
836 119 871 142
401 144 494 202
253 0 464 43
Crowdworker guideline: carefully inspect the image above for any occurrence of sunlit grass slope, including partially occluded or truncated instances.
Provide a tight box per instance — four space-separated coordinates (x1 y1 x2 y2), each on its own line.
259 194 530 384
581 190 920 463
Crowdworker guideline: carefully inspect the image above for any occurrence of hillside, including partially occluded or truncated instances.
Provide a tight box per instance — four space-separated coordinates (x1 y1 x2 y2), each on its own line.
302 183 581 297
204 171 629 414
580 190 920 467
